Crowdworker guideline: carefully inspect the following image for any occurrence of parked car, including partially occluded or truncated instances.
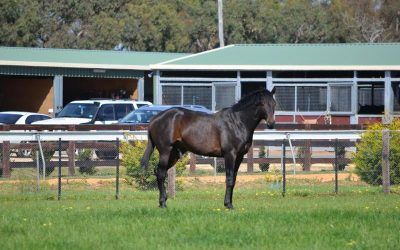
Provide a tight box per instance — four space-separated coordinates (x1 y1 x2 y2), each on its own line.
0 111 51 157
0 111 51 125
31 99 152 159
118 105 212 125
32 99 152 125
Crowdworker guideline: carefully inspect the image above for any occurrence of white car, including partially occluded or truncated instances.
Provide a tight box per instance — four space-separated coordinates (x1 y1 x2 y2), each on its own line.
33 99 152 125
0 111 51 125
0 111 51 157
30 99 152 159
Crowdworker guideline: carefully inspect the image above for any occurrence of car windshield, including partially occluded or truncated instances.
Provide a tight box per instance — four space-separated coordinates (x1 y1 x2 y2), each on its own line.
0 114 23 124
57 103 99 119
120 109 162 123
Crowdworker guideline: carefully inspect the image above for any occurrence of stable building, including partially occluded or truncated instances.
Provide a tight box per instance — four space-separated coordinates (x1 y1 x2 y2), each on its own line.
0 47 186 115
151 43 400 125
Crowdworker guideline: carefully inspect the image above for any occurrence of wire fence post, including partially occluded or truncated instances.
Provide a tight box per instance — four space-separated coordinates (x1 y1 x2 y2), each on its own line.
115 138 120 200
36 150 40 191
247 143 254 173
282 139 286 197
334 139 339 194
58 138 62 200
382 129 390 194
189 153 196 174
1 141 11 178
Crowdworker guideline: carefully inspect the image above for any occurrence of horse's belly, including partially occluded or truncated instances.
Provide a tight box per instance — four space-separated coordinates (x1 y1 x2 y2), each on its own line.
181 129 222 157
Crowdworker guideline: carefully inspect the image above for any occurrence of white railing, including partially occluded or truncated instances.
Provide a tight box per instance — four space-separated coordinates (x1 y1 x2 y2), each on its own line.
0 129 364 142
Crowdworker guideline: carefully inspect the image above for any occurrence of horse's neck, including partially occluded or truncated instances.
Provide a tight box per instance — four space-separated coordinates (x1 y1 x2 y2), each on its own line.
235 107 262 135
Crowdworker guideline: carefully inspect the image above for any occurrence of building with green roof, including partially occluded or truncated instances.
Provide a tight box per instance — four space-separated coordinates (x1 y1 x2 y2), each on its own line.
0 46 187 114
151 43 400 125
1 43 400 124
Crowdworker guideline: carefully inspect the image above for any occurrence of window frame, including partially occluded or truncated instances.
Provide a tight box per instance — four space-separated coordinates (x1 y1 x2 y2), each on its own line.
273 82 354 115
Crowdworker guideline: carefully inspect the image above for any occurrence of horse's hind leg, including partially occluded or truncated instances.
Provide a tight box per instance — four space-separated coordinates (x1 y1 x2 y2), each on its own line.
156 153 169 208
156 147 181 208
224 153 236 209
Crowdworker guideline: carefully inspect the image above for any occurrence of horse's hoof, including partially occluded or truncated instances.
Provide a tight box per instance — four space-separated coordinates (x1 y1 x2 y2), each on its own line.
224 204 234 210
159 203 167 208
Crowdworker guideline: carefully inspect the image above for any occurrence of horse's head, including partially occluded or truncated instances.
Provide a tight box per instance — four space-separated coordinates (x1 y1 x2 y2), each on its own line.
261 88 276 129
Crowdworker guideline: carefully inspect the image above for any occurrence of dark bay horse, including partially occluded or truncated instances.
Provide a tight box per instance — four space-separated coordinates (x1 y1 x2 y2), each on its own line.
141 88 276 208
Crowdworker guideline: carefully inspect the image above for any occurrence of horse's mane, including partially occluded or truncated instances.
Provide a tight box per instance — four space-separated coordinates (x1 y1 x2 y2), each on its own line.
231 89 267 112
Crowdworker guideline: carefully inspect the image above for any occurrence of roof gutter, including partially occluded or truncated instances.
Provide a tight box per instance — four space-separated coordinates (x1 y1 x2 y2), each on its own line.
150 64 400 71
0 60 151 71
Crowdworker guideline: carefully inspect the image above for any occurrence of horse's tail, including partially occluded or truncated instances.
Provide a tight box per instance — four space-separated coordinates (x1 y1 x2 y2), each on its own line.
141 132 154 171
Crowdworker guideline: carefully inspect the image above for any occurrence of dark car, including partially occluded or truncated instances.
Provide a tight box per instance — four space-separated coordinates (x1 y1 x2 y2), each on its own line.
118 105 212 125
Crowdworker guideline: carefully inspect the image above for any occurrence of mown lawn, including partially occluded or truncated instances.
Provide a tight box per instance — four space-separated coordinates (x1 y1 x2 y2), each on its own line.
0 182 399 250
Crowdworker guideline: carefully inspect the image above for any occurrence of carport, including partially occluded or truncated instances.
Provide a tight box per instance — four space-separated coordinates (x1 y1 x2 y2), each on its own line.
0 47 186 115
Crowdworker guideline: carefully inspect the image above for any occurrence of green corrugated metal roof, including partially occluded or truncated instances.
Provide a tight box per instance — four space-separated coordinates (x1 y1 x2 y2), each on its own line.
0 47 187 68
154 43 400 70
0 46 188 78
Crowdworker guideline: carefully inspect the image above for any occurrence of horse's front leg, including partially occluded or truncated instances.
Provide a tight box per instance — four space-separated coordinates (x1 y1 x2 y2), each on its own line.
229 154 244 205
224 153 236 209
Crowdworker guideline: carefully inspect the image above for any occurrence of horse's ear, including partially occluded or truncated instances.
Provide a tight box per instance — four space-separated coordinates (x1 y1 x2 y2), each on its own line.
270 87 276 95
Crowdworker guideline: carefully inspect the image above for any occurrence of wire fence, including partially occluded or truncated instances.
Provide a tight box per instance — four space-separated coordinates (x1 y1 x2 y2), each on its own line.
1 129 399 198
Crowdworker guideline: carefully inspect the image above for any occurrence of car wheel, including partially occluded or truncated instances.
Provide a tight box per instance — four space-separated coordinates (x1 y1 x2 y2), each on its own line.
16 141 32 158
95 149 118 160
17 149 32 158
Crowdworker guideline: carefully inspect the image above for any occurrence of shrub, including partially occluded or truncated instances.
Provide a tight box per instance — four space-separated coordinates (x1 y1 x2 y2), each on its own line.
31 150 55 176
120 140 188 190
258 146 270 172
265 169 282 183
77 149 97 175
353 119 400 185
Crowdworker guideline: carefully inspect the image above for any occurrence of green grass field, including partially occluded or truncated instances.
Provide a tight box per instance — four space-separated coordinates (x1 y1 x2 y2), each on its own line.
1 180 399 250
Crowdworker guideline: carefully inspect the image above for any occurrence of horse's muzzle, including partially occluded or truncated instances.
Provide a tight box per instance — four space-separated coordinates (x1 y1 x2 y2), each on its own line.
267 121 275 129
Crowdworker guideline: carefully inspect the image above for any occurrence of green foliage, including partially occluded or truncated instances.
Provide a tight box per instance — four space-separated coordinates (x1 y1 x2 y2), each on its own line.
31 150 55 176
296 146 309 171
77 149 97 175
1 0 399 51
353 120 400 185
258 146 270 172
120 140 188 190
336 145 347 171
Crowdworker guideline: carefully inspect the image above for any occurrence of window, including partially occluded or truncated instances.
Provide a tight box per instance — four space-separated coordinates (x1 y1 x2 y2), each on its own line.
275 86 295 111
162 86 182 105
297 86 327 111
330 85 352 112
358 83 384 114
0 114 22 124
136 103 149 109
183 86 212 110
114 104 133 120
25 115 50 124
393 82 400 112
97 105 115 121
215 84 236 110
57 103 99 119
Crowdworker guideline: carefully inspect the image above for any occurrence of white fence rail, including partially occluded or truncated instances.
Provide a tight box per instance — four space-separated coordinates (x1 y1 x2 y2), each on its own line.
0 130 364 142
